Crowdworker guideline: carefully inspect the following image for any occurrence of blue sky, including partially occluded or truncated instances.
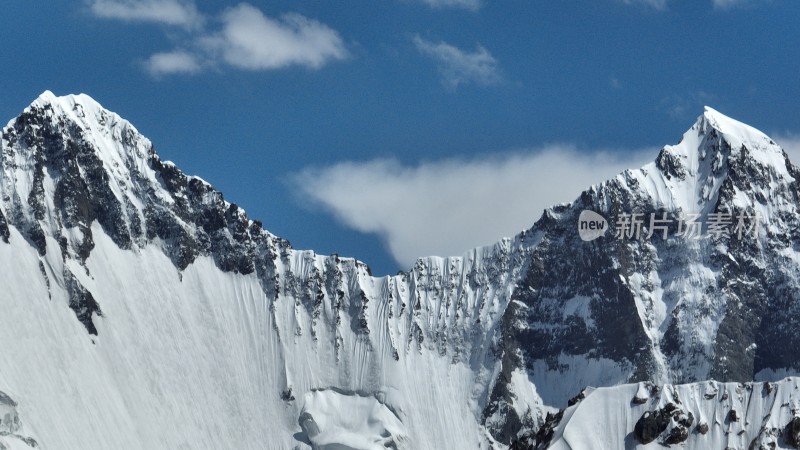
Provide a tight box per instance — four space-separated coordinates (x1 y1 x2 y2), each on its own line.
1 0 799 275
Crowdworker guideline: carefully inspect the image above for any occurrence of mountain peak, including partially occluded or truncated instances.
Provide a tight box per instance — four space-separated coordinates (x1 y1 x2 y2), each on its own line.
31 89 57 105
699 106 776 151
30 90 99 109
23 91 135 142
660 107 782 170
29 90 92 116
1 91 295 334
629 107 793 215
1 91 284 270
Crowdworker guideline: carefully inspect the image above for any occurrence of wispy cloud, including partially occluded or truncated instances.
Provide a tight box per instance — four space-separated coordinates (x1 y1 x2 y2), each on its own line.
621 0 768 10
88 1 347 76
662 91 718 121
88 0 203 29
419 0 482 12
413 36 501 89
712 0 766 9
775 134 800 166
144 50 201 76
291 147 655 267
620 0 669 10
203 4 348 71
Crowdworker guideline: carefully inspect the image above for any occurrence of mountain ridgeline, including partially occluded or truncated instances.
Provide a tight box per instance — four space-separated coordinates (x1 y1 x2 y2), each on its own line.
0 92 799 449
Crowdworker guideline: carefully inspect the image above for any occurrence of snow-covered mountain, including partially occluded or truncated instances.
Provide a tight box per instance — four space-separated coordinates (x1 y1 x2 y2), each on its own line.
0 92 799 449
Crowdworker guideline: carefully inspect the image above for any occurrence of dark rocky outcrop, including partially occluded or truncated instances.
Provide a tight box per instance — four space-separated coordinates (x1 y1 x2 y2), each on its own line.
785 416 800 449
634 403 693 446
64 271 102 335
634 409 671 444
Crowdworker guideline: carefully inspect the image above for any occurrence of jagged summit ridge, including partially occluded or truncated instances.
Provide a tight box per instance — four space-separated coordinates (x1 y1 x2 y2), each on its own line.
0 91 291 334
1 90 288 258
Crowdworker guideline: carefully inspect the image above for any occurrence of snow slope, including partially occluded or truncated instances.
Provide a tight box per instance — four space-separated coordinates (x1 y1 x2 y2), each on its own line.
545 377 800 450
0 390 38 450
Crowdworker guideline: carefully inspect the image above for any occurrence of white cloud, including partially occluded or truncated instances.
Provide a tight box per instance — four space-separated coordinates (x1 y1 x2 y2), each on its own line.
621 0 768 10
89 2 347 75
413 36 501 89
144 50 201 76
775 134 800 166
419 0 482 11
89 0 203 29
712 0 765 9
201 4 347 70
662 91 717 120
621 0 669 10
291 147 655 268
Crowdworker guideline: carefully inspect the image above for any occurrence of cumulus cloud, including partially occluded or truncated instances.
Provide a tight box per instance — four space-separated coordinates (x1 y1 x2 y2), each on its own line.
144 50 202 76
88 1 347 76
88 0 203 29
413 36 501 89
203 4 348 70
291 147 655 267
419 0 482 11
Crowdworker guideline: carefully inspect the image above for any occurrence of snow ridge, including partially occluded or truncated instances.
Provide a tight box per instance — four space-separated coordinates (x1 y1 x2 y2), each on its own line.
541 377 800 450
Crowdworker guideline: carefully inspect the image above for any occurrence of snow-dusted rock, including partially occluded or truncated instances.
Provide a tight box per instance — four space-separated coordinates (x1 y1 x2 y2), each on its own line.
0 391 38 449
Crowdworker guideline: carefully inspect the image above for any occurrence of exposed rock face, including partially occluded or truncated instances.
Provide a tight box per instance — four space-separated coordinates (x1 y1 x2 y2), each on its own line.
483 107 800 441
786 416 800 449
633 402 693 445
634 409 671 444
